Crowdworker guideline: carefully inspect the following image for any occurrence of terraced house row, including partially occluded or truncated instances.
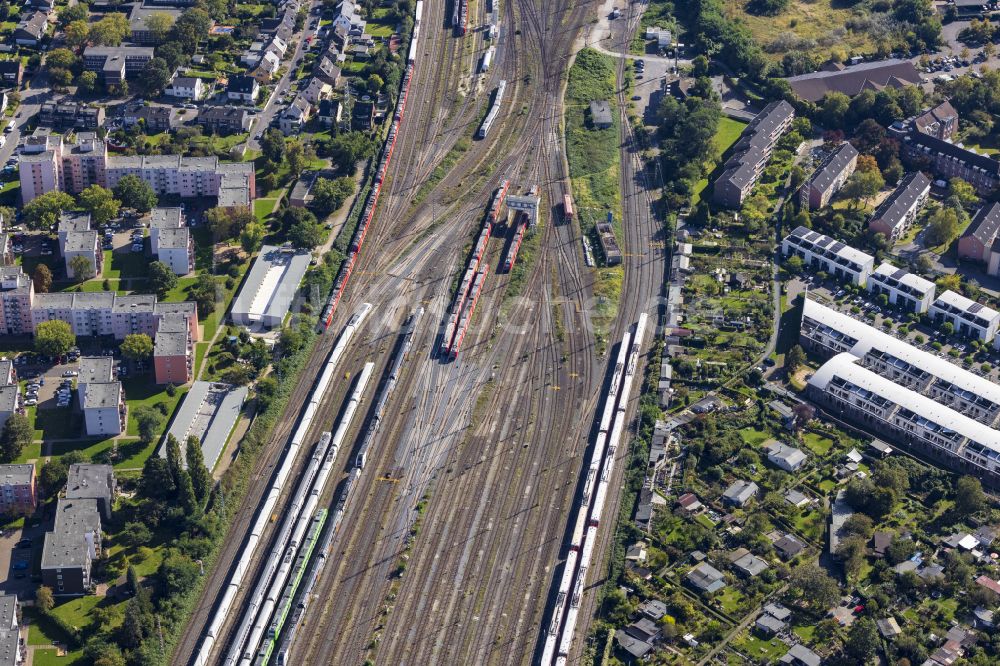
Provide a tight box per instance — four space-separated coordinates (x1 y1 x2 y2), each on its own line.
800 299 1000 483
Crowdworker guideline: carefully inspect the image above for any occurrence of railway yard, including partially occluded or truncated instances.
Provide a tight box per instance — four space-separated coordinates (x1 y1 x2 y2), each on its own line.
170 0 667 664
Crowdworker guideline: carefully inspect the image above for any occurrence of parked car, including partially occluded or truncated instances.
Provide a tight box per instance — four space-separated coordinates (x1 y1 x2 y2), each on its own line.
62 370 78 377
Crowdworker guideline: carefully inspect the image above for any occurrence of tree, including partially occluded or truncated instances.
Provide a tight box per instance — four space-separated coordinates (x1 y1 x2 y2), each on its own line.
192 274 218 317
46 48 79 71
842 513 875 539
925 206 961 247
786 564 840 611
90 13 130 46
36 586 54 613
0 414 32 463
113 175 158 212
842 169 884 207
148 261 178 296
140 57 172 95
76 70 98 94
186 435 211 504
855 154 879 173
177 469 199 515
65 20 90 48
146 12 175 42
261 128 286 165
324 131 376 174
367 73 384 94
947 178 979 208
139 456 175 500
916 253 934 274
311 176 356 217
120 522 153 548
49 68 74 90
206 206 253 241
820 92 851 128
35 320 75 358
59 2 88 26
288 216 325 250
785 344 805 373
78 185 120 225
69 255 96 281
785 254 804 275
23 191 75 230
32 264 52 294
955 475 987 515
135 407 162 445
256 376 278 408
240 222 265 254
121 334 154 362
845 617 879 662
221 366 251 385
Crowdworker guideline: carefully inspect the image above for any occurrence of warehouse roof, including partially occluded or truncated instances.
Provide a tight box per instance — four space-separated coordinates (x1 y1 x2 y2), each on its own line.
230 245 311 328
161 381 248 471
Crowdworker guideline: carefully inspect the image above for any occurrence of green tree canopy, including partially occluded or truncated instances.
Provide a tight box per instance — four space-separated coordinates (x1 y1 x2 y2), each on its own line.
78 185 120 225
0 414 32 463
23 191 75 230
113 175 158 212
121 333 154 362
35 320 76 357
148 260 178 296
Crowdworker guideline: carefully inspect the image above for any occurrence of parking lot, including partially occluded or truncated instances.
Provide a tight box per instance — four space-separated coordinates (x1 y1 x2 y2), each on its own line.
791 276 1000 383
0 523 45 599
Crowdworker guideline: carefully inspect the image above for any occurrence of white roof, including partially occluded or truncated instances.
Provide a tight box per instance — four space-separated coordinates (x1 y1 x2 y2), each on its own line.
785 226 874 268
803 299 1000 407
959 534 981 550
933 289 1000 321
871 262 934 295
808 353 1000 450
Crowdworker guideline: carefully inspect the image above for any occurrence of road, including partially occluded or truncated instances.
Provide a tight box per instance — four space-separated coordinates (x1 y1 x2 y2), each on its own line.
247 4 320 151
0 70 51 175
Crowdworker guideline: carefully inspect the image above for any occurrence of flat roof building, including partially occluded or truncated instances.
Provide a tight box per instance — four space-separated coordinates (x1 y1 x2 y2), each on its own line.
41 498 103 595
230 245 311 329
65 464 115 520
782 226 874 285
866 262 936 314
0 464 36 515
929 290 1000 344
82 382 126 436
161 381 248 471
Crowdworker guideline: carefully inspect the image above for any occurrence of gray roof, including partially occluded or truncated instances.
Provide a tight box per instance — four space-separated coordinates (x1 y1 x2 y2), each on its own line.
756 613 787 633
965 202 1000 248
65 230 98 253
589 100 613 125
72 292 115 309
161 381 248 471
0 361 13 387
84 45 156 59
687 562 726 593
33 292 75 309
786 58 921 102
169 76 201 89
111 293 156 313
65 464 113 503
16 10 47 38
0 627 16 666
0 387 17 413
157 227 189 249
0 595 16 631
733 552 769 576
157 313 189 334
870 171 930 232
717 101 794 191
79 357 114 385
41 498 101 570
722 479 759 504
154 300 197 317
230 245 312 328
0 464 33 487
149 207 183 229
781 643 822 666
82 382 121 410
154 330 188 357
58 211 92 235
807 142 858 193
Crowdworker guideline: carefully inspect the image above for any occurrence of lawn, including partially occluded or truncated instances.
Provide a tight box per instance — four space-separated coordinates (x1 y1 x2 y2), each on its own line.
31 406 81 440
715 587 745 616
102 249 148 280
254 198 280 222
113 438 157 470
737 633 788 661
32 649 86 666
801 431 836 456
50 596 103 633
122 377 187 439
692 117 747 206
14 440 42 465
194 341 211 377
738 427 771 446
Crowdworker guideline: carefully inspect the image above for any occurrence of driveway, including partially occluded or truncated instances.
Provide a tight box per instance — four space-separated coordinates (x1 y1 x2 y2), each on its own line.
0 522 45 598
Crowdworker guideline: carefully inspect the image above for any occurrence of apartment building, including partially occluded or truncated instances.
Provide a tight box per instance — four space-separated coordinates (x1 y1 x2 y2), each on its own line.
165 76 206 101
959 202 1000 264
808 353 1000 483
31 289 198 341
149 207 183 255
64 231 101 279
929 290 1000 343
153 314 192 385
19 133 255 206
901 130 1000 194
82 381 126 436
800 142 858 210
0 266 35 336
866 263 936 313
65 463 115 521
800 298 1000 426
155 228 193 275
197 107 253 136
39 100 106 130
781 226 875 285
83 46 155 83
78 357 114 408
713 101 795 208
128 3 182 44
227 75 259 103
914 100 959 141
868 172 931 242
0 464 36 515
41 498 103 595
57 212 92 256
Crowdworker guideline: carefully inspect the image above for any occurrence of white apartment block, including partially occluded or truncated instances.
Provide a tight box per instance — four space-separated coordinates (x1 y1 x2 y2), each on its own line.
64 231 102 279
57 211 92 255
149 207 184 255
0 266 34 336
808 353 1000 482
800 298 1000 426
19 133 255 206
156 228 194 275
929 290 1000 343
781 226 874 285
31 290 198 341
82 381 126 436
866 263 936 314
